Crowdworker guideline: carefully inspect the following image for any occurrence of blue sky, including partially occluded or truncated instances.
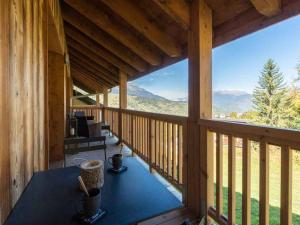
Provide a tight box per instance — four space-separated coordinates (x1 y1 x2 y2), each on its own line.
130 15 300 100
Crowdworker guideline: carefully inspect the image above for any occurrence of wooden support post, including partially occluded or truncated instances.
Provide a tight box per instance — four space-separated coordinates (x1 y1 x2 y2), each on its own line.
187 0 213 220
95 94 100 122
118 70 127 144
96 94 100 107
48 52 66 162
102 87 108 123
103 87 108 107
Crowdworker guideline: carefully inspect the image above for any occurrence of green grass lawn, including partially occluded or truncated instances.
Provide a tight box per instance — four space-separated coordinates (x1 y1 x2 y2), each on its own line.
214 142 300 225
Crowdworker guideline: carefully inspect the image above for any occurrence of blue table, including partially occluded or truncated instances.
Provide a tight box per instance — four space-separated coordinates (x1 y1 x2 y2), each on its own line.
5 157 182 225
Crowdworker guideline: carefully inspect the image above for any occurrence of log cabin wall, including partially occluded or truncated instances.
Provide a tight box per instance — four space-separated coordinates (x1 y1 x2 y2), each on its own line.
0 0 67 223
0 0 11 223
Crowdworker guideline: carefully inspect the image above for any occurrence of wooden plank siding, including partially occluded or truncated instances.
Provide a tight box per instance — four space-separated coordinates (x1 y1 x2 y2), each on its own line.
0 0 11 222
0 0 67 223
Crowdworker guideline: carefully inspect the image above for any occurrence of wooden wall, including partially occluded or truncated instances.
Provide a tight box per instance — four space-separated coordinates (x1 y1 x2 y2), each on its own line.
0 0 67 223
0 0 11 223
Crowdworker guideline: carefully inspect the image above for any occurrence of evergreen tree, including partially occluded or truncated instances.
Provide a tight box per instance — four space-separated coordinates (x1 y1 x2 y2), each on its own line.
252 59 290 126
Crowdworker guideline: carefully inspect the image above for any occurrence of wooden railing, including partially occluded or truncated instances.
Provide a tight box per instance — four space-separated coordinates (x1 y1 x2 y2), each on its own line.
103 107 187 191
199 119 300 225
122 109 187 191
103 107 120 136
70 106 103 122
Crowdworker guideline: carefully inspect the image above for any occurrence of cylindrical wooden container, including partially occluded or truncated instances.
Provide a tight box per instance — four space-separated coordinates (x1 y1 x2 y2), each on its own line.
80 160 104 190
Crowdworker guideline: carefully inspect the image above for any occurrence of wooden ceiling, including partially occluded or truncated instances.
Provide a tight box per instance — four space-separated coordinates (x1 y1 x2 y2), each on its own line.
61 0 300 92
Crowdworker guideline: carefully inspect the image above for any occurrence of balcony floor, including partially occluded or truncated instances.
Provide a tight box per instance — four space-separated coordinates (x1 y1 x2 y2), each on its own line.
50 131 182 201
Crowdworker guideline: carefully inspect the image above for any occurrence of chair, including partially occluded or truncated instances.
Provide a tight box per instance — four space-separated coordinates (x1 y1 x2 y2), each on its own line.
63 136 107 167
74 111 94 121
76 116 103 138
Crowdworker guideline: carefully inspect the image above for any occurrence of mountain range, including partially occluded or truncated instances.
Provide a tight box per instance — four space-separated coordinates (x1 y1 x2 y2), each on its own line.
112 84 252 114
111 84 166 100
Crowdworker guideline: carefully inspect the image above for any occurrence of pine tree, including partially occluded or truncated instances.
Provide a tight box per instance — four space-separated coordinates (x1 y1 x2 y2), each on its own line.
252 59 290 126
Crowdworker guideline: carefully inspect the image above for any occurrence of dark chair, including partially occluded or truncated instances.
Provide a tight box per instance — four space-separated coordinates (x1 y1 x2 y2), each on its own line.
76 116 90 137
74 111 94 121
63 136 107 167
76 116 103 138
74 111 85 117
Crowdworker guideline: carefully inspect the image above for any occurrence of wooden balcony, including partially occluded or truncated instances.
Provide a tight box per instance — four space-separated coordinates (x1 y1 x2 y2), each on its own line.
1 0 300 224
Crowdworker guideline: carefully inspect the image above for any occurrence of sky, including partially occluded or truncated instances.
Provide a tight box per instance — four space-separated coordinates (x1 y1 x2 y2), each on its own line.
130 15 300 100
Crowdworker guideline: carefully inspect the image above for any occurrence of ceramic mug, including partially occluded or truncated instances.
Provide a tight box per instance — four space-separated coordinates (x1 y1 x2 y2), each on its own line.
108 154 122 170
83 188 101 216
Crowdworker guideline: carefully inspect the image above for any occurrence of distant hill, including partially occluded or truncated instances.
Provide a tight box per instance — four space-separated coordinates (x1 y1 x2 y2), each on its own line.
111 84 166 100
108 85 252 116
163 90 252 114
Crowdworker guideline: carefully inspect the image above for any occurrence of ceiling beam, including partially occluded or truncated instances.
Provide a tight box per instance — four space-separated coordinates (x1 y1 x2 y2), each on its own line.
250 0 281 17
73 79 96 94
71 63 114 88
214 0 300 47
152 0 189 30
101 0 181 57
65 27 137 76
69 55 118 88
64 0 162 66
68 46 119 80
71 69 104 92
70 55 117 86
62 6 148 72
72 69 115 92
70 51 118 85
66 36 119 76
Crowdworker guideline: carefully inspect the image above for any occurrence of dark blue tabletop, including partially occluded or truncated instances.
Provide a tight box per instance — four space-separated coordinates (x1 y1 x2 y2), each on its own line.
5 157 182 225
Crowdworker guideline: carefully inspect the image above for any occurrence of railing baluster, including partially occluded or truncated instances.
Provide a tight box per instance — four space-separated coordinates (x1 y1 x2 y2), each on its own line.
156 120 159 166
280 145 292 225
160 121 163 170
163 122 167 173
149 118 152 170
228 135 236 225
142 117 144 156
173 124 177 181
138 117 140 154
167 123 172 177
242 138 251 225
178 125 183 184
259 139 269 225
216 133 223 217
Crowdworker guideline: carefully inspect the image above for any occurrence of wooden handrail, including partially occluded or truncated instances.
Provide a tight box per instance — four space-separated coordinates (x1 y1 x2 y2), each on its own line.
71 105 102 109
199 119 300 149
104 107 188 124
